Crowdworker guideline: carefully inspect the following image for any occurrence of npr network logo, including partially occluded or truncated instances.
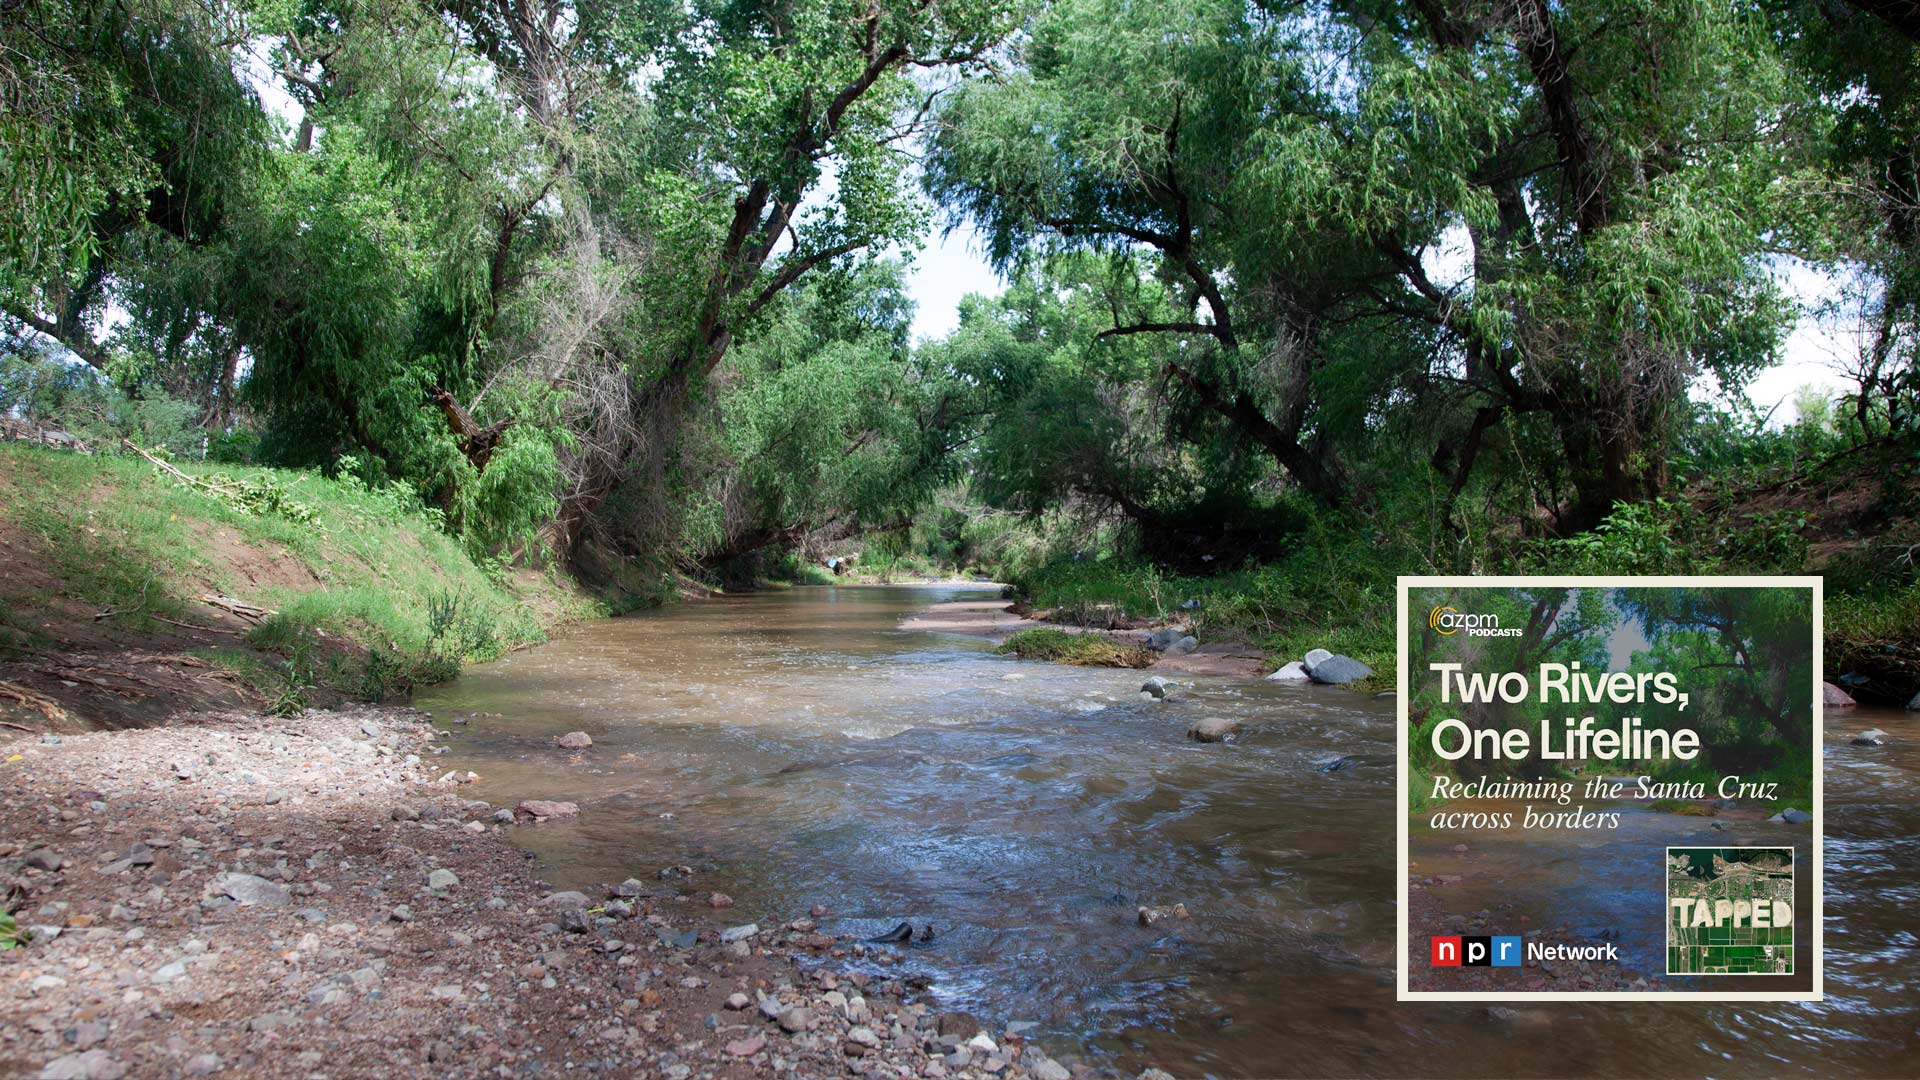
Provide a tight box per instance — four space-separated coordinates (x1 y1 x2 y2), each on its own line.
1430 935 1523 967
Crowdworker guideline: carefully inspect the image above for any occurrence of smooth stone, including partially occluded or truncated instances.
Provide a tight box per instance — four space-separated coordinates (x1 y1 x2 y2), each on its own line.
1822 681 1856 707
514 800 580 821
215 873 290 907
1265 661 1309 682
1307 655 1373 685
1186 717 1242 743
1852 729 1888 746
553 731 593 750
1303 648 1334 669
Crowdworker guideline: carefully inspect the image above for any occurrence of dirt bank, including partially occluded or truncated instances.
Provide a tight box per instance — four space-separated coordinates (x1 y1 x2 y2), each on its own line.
1 708 1099 1080
899 598 1268 678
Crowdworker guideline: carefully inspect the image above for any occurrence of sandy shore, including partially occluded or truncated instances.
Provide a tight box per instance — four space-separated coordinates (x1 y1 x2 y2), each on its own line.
1 708 1102 1080
899 599 1268 678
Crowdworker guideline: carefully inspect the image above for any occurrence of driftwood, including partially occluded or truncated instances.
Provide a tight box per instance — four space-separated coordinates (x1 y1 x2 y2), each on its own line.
0 681 68 725
430 386 513 472
200 594 275 623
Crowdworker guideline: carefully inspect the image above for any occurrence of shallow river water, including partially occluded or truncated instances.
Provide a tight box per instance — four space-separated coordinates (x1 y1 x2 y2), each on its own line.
417 584 1920 1077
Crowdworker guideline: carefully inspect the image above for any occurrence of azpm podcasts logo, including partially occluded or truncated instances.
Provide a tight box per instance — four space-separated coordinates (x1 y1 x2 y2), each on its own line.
1431 935 1523 967
1427 605 1523 638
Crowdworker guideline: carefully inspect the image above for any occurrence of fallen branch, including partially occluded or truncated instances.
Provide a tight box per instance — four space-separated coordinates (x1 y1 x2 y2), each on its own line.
200 594 275 623
0 720 35 732
154 616 239 635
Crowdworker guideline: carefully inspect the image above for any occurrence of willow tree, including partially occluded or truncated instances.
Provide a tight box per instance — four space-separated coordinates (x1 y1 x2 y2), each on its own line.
549 0 1020 558
928 0 1813 530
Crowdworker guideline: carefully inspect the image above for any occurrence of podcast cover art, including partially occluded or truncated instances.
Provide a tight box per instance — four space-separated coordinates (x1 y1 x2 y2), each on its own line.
1396 578 1822 1001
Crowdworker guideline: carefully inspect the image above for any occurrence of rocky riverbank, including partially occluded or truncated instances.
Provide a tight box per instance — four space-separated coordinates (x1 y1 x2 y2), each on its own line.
1 708 1111 1080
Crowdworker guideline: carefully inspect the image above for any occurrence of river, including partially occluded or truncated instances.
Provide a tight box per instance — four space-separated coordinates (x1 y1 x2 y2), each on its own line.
415 584 1920 1077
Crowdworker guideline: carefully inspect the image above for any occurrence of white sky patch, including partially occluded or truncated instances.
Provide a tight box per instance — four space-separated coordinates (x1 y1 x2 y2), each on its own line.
905 220 1864 425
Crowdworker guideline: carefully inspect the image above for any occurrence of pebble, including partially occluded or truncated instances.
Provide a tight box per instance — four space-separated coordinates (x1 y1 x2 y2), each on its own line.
37 1049 127 1080
725 1034 765 1057
184 1054 223 1076
428 868 459 890
215 872 290 907
724 992 751 1010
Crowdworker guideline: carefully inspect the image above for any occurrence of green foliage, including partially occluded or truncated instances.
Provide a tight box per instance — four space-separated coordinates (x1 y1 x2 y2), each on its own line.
0 910 29 950
996 627 1153 668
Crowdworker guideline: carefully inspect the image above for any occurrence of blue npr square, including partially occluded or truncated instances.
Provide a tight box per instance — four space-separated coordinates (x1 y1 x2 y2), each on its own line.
1491 935 1524 967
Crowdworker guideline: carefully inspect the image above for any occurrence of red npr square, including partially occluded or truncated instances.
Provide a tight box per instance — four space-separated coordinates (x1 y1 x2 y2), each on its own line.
1430 936 1463 967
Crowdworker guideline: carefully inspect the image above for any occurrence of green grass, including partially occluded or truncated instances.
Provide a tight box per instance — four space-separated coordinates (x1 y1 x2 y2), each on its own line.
0 442 602 701
995 627 1154 667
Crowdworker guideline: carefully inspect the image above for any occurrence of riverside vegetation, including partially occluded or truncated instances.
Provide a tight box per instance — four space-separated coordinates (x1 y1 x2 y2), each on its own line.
6 0 1918 716
3 2 1920 1072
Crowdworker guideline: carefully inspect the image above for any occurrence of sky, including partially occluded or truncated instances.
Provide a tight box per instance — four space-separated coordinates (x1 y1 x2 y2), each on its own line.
901 221 1861 425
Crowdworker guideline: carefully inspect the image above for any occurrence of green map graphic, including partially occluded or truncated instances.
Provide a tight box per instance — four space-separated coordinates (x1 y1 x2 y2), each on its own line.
1667 848 1794 975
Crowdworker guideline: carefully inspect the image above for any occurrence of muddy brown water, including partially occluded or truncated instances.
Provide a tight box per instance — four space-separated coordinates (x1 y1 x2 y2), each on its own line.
417 585 1920 1077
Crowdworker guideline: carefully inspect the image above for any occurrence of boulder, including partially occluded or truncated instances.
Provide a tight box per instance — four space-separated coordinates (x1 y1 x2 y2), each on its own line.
514 799 580 821
1308 655 1374 685
1165 635 1199 656
1186 717 1242 744
1908 689 1920 711
1265 661 1310 682
540 890 591 909
1303 648 1334 669
1851 729 1888 747
1139 676 1176 700
1767 807 1813 825
553 731 593 750
1822 682 1856 707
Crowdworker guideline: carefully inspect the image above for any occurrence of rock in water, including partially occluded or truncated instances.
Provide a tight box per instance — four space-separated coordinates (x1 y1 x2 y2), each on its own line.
514 800 580 821
1186 717 1241 743
1139 676 1175 700
1303 648 1334 669
1821 681 1856 707
1266 661 1309 682
1852 729 1888 746
553 731 593 750
866 921 913 944
216 872 290 907
1308 655 1373 685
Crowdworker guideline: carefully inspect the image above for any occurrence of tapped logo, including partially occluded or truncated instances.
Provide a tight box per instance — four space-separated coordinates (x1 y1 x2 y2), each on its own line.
1427 605 1523 638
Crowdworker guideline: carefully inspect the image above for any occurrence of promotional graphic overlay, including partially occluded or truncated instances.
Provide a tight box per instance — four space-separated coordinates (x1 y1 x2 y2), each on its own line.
1396 577 1823 1002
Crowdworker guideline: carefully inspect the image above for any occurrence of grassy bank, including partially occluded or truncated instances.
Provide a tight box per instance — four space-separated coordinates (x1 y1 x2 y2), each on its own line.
0 442 603 723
